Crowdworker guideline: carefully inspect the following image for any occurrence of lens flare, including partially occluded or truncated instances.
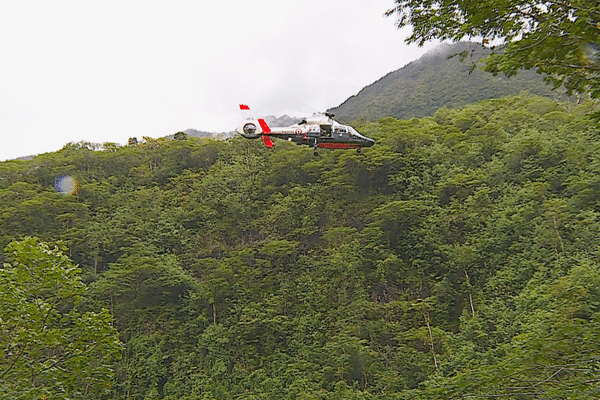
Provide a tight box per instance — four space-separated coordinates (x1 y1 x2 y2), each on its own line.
54 175 79 195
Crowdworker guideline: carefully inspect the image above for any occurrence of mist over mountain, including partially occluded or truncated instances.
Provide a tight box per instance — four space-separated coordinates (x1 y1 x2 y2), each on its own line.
328 42 567 123
263 115 302 127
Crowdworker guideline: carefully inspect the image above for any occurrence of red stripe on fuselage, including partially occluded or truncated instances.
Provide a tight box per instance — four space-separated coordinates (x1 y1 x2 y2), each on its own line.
318 143 361 149
258 119 271 134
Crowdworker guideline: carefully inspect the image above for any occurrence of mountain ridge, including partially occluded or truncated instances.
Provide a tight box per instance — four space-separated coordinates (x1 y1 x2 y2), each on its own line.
327 42 568 122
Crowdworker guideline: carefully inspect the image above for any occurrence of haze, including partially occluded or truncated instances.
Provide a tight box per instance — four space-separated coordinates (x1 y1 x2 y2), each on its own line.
0 0 437 161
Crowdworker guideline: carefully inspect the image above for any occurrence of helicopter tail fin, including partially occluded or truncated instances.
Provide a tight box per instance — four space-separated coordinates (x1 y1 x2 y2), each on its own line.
239 104 254 120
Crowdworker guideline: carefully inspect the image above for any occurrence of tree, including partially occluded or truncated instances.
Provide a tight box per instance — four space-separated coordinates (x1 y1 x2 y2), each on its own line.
173 131 188 141
0 237 121 400
386 0 600 98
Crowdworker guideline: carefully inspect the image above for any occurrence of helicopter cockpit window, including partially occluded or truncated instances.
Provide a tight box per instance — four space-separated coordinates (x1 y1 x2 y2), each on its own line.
334 127 347 134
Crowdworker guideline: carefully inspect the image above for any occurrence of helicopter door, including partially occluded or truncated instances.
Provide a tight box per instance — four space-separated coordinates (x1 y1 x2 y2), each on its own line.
320 124 332 137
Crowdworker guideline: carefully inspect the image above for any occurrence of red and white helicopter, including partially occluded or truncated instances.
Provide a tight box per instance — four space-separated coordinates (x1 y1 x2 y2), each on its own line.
236 104 374 155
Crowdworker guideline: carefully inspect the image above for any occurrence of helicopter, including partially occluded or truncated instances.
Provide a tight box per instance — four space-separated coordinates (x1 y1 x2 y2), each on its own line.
236 104 374 155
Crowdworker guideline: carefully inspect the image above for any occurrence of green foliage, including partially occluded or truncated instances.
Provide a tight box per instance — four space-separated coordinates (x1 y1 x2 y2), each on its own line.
0 94 599 398
0 237 121 399
386 0 600 98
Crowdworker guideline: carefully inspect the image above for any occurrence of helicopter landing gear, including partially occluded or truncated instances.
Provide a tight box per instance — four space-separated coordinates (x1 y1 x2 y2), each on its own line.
312 139 319 156
357 148 361 154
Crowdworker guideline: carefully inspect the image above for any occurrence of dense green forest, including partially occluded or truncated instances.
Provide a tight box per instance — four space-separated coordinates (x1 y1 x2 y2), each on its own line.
2 93 600 399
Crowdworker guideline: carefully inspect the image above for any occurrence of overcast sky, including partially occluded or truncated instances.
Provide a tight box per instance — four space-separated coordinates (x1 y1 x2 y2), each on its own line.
0 0 438 161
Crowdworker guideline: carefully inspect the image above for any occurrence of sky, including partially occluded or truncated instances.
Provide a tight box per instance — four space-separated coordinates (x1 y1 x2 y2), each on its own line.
0 0 439 161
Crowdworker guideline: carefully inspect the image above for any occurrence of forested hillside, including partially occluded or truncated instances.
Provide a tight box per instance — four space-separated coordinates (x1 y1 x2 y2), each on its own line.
328 42 566 123
1 93 600 399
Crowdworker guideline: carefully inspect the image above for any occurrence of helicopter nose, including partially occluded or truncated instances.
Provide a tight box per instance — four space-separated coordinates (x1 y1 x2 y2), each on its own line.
364 138 375 147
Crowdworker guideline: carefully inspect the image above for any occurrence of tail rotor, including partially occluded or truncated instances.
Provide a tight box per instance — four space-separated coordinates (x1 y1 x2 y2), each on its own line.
236 105 274 147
